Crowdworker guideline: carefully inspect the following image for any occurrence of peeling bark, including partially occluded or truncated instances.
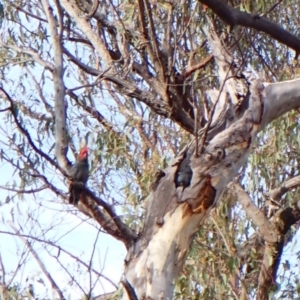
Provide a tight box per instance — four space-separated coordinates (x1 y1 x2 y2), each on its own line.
118 19 300 297
120 75 300 298
123 79 265 298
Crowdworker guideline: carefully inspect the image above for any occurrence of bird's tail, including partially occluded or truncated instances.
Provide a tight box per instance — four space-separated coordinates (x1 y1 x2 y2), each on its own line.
69 183 83 205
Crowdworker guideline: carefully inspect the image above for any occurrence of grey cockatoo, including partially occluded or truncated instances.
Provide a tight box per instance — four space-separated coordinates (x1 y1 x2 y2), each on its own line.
69 146 89 204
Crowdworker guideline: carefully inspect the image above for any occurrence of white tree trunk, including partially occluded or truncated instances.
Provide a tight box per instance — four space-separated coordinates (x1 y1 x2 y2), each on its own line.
123 78 300 299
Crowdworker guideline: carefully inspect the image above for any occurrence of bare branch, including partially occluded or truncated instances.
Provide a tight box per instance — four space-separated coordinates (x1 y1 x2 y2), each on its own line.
79 189 138 248
257 201 300 299
267 175 300 201
231 180 300 299
143 0 165 81
0 42 54 70
67 90 114 132
1 153 67 199
199 0 300 56
9 224 66 300
25 67 54 114
121 279 138 300
84 0 99 19
41 0 69 169
0 87 67 176
262 79 300 129
60 0 113 65
230 183 277 243
14 101 52 122
13 4 47 22
63 47 171 116
0 229 118 289
260 0 284 18
0 185 47 194
183 54 213 79
88 230 101 299
63 46 195 132
49 250 87 296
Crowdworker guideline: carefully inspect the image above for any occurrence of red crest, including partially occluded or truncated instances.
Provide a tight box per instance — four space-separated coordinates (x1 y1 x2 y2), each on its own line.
78 146 88 159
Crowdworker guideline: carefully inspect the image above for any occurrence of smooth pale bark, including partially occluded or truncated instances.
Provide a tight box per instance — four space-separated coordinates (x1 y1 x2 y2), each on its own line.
122 78 300 299
41 0 69 169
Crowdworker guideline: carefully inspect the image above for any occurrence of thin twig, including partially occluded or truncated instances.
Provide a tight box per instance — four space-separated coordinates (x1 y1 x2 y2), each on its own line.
0 228 118 289
0 87 67 175
88 229 101 298
259 0 284 17
0 185 47 194
9 224 66 300
199 63 233 153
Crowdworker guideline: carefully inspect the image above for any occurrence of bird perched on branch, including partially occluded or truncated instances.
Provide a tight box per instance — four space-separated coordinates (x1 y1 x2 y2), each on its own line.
69 146 89 205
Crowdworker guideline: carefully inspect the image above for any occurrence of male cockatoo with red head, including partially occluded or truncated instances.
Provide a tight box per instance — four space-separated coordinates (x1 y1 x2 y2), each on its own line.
69 146 89 204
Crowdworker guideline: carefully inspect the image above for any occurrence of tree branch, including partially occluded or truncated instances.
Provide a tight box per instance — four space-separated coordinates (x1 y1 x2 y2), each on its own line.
199 0 300 56
66 89 115 132
80 188 138 249
60 0 113 66
63 47 195 132
0 41 54 70
42 0 70 169
0 185 47 194
0 87 67 176
0 229 118 289
230 183 277 243
183 54 213 79
257 201 300 299
121 279 138 300
267 175 300 201
231 182 300 299
25 67 54 115
9 224 66 300
262 79 300 129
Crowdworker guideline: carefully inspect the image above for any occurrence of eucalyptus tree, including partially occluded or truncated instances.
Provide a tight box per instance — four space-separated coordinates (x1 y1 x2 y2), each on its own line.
1 0 300 299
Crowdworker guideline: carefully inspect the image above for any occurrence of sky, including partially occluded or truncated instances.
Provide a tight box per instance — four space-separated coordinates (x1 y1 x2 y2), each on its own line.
0 157 127 299
0 32 128 299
